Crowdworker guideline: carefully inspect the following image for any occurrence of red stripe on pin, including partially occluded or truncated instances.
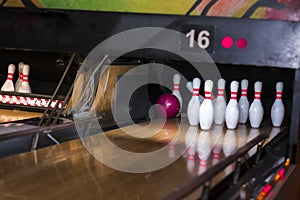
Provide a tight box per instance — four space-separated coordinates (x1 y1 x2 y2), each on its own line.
188 155 194 161
204 91 211 99
218 89 224 96
241 89 247 96
200 160 207 167
213 153 219 159
231 92 237 100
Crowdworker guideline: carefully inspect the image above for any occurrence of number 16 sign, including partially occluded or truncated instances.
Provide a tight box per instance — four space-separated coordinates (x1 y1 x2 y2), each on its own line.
181 25 215 53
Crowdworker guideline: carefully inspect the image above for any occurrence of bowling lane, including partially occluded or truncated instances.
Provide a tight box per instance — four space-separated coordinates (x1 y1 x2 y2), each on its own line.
0 118 285 200
0 109 42 123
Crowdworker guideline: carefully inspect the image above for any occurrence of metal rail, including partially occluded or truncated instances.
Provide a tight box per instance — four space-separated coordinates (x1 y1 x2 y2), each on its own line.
0 122 75 141
30 53 76 150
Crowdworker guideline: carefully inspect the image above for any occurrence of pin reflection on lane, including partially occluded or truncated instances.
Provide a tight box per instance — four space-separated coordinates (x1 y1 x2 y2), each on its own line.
184 126 198 175
211 125 224 166
197 130 212 175
223 129 237 175
237 125 248 149
247 128 261 157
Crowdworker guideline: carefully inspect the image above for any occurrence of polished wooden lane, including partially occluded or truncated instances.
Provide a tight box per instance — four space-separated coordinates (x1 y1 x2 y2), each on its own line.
0 119 285 200
0 109 42 123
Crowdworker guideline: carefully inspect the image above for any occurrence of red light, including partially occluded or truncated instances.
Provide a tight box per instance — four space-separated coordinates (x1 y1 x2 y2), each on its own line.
262 184 272 195
222 36 233 48
278 168 285 177
237 38 247 48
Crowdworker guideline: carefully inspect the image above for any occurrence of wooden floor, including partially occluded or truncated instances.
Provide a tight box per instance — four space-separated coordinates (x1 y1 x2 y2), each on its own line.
0 109 42 123
0 118 285 200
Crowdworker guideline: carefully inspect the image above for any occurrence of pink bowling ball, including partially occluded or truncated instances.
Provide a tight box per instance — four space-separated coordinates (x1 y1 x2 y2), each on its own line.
156 94 180 118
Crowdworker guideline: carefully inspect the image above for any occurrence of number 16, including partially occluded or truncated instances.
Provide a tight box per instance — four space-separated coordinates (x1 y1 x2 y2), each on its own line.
186 29 210 49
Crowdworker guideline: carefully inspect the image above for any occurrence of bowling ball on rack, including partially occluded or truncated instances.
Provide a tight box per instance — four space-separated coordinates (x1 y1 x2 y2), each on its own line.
155 94 180 118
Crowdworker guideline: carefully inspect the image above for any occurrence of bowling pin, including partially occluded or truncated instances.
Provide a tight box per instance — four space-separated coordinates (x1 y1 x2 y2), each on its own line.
186 81 204 104
17 64 31 93
197 130 211 170
199 80 214 130
249 81 264 128
187 78 201 126
225 81 239 129
214 79 226 124
15 62 24 91
238 79 249 123
1 64 16 92
271 82 284 127
172 74 182 116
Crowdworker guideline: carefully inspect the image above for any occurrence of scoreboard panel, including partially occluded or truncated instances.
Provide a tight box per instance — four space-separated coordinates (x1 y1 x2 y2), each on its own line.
0 8 299 69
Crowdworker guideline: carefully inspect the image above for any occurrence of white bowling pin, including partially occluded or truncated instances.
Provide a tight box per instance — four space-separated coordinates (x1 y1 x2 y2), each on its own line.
238 79 249 123
249 81 264 128
17 64 31 93
214 79 226 124
15 62 24 91
1 64 15 92
197 130 212 169
172 74 182 116
187 78 201 126
271 82 284 127
225 81 239 129
186 81 204 104
199 80 214 130
186 81 193 93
